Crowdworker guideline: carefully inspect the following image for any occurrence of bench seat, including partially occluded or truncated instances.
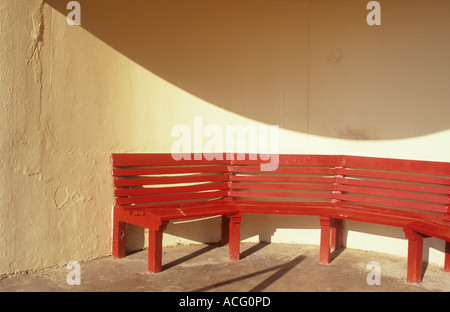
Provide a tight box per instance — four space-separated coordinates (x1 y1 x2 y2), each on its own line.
235 200 440 227
118 201 238 221
236 200 333 215
408 219 450 242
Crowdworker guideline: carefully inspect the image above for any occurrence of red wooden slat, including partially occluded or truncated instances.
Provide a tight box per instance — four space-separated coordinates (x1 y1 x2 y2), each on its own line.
336 201 435 220
116 190 228 205
343 155 450 176
338 184 449 204
337 177 450 195
230 190 333 199
230 182 334 191
225 153 271 165
120 198 226 210
329 203 427 228
335 193 446 213
114 174 227 187
153 205 239 221
119 201 238 220
113 165 229 176
342 168 450 185
114 182 228 197
236 201 333 215
230 175 335 183
278 154 342 167
231 154 343 167
233 166 336 175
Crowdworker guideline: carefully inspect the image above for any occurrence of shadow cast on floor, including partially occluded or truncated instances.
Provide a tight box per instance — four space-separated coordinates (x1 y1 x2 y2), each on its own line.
162 243 220 271
191 254 305 292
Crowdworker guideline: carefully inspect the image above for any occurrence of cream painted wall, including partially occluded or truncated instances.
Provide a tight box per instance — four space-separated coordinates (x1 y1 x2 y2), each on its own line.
1 0 450 276
0 0 137 276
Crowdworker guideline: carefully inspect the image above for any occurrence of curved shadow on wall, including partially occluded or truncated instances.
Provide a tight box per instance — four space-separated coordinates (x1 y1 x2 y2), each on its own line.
45 0 450 140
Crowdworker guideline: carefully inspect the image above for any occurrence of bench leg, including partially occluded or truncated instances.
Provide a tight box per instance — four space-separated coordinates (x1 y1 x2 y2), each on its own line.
112 220 126 258
445 241 450 272
148 221 169 273
221 215 230 245
331 219 342 251
320 217 342 264
319 217 331 264
404 229 425 283
229 214 242 261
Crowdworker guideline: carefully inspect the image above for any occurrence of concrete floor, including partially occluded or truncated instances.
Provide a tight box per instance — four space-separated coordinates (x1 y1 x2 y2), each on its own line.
1 242 450 292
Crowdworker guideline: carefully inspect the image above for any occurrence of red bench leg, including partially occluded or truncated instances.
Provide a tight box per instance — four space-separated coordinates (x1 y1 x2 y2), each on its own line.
445 241 450 272
112 220 126 258
148 221 169 273
221 215 230 245
319 217 331 264
331 219 342 251
229 214 242 261
404 229 425 283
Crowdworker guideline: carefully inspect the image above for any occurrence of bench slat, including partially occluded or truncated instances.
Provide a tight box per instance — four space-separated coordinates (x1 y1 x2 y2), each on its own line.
230 182 334 191
145 205 238 221
113 165 229 176
230 190 333 200
120 198 227 209
232 154 342 167
114 182 228 197
344 155 450 176
230 175 335 183
114 174 228 187
337 177 450 195
115 190 228 205
342 168 450 185
338 184 449 205
235 200 333 215
233 165 336 175
335 193 446 213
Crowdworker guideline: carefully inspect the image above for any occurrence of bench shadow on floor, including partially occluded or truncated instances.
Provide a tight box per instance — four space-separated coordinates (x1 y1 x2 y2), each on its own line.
160 241 304 292
162 243 220 271
191 254 305 292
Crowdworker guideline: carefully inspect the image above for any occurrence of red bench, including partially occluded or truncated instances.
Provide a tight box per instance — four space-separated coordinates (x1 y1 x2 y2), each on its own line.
111 153 450 283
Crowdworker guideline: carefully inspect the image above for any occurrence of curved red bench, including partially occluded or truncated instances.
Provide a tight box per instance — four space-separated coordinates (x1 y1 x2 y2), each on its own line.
111 153 450 283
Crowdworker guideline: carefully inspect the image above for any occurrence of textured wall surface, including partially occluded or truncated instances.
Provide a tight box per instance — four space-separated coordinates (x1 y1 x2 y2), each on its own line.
0 0 123 275
1 0 450 276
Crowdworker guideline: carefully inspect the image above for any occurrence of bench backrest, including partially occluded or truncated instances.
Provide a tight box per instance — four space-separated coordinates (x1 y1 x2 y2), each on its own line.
112 153 230 208
228 154 450 215
229 154 341 204
112 153 450 216
336 155 450 215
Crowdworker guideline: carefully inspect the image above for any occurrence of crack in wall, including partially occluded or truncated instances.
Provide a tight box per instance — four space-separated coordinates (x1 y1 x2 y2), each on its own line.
27 0 45 130
27 1 45 64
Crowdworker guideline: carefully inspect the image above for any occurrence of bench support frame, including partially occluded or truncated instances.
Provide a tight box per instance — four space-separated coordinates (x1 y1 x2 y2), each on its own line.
319 217 343 264
229 214 242 261
112 220 127 259
404 229 428 284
